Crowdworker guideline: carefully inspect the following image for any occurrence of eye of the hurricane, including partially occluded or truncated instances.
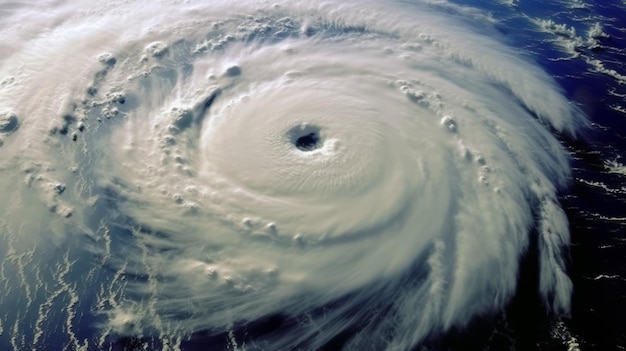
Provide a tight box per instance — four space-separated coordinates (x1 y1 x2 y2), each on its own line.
288 124 323 152
296 132 319 150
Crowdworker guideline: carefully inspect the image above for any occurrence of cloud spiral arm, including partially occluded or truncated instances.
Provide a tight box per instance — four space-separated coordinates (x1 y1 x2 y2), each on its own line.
0 0 585 350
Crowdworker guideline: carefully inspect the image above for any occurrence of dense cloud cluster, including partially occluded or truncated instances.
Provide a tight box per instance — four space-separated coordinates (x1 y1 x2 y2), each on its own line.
0 1 585 350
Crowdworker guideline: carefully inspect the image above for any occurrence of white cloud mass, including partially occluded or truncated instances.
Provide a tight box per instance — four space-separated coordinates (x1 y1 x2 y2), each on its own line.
0 0 585 350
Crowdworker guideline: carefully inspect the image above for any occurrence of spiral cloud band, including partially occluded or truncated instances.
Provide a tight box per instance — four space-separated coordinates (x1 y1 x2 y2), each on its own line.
0 0 585 349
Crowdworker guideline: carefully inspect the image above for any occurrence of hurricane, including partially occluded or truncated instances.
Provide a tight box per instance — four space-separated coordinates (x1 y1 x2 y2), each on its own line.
0 0 588 350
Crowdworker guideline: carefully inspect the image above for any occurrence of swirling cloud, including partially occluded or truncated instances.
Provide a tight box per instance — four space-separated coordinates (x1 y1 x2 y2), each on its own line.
0 1 585 350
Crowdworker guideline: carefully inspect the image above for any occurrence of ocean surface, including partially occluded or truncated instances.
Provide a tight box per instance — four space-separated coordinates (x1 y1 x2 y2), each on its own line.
0 0 624 350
